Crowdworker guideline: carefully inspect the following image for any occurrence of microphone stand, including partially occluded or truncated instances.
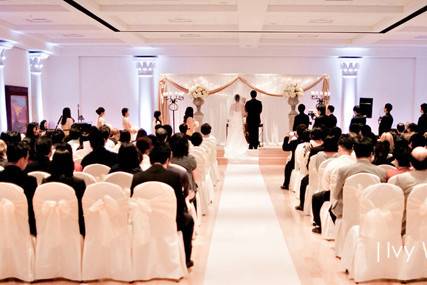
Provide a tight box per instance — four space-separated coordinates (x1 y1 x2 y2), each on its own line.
55 115 63 130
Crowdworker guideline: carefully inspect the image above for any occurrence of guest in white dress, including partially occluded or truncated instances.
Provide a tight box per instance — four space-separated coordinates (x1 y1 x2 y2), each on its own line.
224 94 247 158
184 107 199 136
60 107 75 136
121 107 136 134
96 107 106 129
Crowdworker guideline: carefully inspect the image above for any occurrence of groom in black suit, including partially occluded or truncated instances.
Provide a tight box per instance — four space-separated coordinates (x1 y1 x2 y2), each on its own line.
245 90 263 149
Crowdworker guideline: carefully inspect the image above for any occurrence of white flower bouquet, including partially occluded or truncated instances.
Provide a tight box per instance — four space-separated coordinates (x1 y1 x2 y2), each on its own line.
189 85 209 99
284 83 304 98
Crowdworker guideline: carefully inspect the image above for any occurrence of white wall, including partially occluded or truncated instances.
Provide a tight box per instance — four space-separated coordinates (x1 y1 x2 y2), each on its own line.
4 47 29 87
40 54 427 136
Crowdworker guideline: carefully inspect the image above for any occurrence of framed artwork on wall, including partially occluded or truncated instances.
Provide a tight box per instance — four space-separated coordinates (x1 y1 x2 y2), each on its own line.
5 85 29 133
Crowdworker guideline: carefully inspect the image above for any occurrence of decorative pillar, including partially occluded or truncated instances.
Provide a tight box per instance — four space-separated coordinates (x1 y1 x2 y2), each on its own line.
340 60 360 132
135 56 156 133
29 51 49 122
0 42 13 132
287 96 299 132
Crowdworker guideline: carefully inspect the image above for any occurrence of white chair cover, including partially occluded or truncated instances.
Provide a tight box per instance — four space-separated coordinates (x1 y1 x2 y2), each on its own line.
289 143 306 194
0 183 34 282
0 165 4 172
28 171 51 186
74 148 89 160
103 171 133 197
378 164 397 172
131 182 187 281
82 182 132 281
74 157 83 165
191 149 211 215
341 183 404 282
83 164 111 181
318 159 335 192
402 183 427 280
33 182 82 281
335 173 380 257
319 201 335 240
74 171 97 185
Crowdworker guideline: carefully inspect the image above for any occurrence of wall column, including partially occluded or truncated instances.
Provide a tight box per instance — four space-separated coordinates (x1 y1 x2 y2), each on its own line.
29 51 49 122
340 60 360 132
0 42 13 132
135 56 156 133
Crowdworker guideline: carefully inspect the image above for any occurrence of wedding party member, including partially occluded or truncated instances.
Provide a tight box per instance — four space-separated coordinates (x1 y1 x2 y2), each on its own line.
96 107 106 129
418 103 427 134
43 143 86 236
326 105 337 129
184 107 198 136
121 107 136 134
350 105 366 128
378 103 393 136
60 107 75 136
245 90 263 149
0 142 37 236
293 104 310 131
225 94 247 158
153 110 162 130
130 144 194 268
81 127 117 168
313 104 328 129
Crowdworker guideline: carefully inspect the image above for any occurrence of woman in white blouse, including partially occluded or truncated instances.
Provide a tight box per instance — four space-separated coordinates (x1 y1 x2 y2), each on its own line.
96 107 106 129
121 107 136 134
60 107 75 136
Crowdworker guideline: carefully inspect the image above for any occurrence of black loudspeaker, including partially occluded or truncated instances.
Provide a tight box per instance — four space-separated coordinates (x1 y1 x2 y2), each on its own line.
359 98 373 118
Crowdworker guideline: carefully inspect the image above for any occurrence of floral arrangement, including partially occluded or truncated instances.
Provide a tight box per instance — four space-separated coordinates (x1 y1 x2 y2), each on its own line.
284 83 304 98
189 85 209 99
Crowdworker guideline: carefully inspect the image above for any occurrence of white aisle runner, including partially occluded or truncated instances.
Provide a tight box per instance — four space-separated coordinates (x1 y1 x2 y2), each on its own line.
204 157 301 285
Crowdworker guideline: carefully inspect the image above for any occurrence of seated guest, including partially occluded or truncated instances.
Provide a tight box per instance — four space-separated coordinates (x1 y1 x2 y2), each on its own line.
417 103 427 135
409 133 426 149
170 134 197 193
312 134 355 233
43 143 86 236
396 123 405 137
23 122 41 161
66 125 82 152
136 128 147 140
200 123 216 142
179 123 189 137
0 139 7 167
331 138 387 220
162 124 173 142
378 131 395 152
25 136 52 173
360 125 376 142
81 128 118 168
130 144 194 268
0 131 21 145
189 132 204 148
389 146 427 235
136 136 153 171
326 105 337 129
155 127 168 144
372 141 392 165
0 142 37 236
281 124 308 190
387 140 411 179
378 103 393 136
109 143 142 174
113 129 131 153
50 129 65 147
293 104 310 131
349 123 362 140
350 105 366 128
403 123 418 141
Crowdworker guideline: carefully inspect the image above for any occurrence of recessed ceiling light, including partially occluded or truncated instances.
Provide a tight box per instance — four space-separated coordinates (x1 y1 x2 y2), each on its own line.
180 33 201 38
309 18 334 24
25 17 51 23
168 17 192 23
62 33 85 38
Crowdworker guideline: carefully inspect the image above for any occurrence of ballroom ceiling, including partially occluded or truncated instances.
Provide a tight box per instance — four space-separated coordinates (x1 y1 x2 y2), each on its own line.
0 0 426 51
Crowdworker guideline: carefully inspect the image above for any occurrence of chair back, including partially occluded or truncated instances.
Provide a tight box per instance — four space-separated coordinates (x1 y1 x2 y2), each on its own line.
33 182 81 280
74 149 88 160
359 183 404 240
406 183 427 240
0 183 33 281
28 171 51 186
73 171 97 185
0 165 3 172
378 164 397 172
294 143 305 172
103 172 133 196
82 182 131 281
318 158 334 191
83 164 110 181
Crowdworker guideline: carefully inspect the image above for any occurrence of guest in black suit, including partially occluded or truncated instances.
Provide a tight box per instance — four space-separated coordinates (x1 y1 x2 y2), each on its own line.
245 90 263 149
109 143 142 174
326 105 337 129
0 142 37 236
417 103 427 135
350 105 367 128
293 104 310 131
313 104 329 129
43 143 86 236
25 136 52 173
130 144 194 268
378 103 394 136
81 126 118 168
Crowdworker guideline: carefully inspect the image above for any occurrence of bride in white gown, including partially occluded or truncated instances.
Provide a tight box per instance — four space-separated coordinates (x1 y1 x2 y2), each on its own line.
224 94 247 158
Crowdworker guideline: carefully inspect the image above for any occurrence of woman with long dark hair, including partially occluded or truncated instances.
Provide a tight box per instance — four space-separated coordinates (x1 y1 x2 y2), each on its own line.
23 122 40 161
153 110 162 130
61 107 74 136
183 107 198 136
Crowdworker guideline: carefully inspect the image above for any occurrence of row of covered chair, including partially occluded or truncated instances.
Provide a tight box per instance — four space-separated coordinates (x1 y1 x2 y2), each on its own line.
0 181 187 282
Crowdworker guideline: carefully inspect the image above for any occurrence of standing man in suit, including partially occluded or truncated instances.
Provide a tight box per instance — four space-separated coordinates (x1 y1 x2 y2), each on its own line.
245 90 263 149
130 144 195 268
378 103 393 136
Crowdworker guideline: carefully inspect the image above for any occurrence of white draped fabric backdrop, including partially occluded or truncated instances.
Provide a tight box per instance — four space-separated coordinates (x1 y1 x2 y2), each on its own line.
163 74 325 146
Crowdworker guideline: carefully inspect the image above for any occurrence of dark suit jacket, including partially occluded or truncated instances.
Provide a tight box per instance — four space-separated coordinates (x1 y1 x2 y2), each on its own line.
245 99 263 126
293 113 310 131
326 114 337 129
43 175 86 236
81 147 118 168
378 113 393 135
0 165 37 236
109 164 142 175
313 115 329 129
130 164 187 231
25 156 51 173
350 115 367 127
417 113 427 135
